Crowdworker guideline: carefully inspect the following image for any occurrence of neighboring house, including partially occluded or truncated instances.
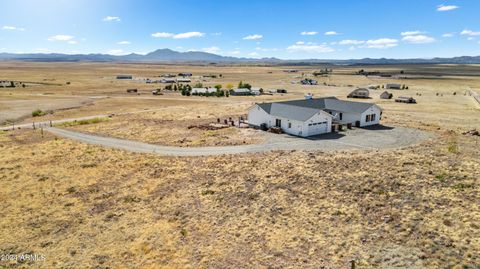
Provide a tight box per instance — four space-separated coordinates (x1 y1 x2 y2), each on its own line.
380 91 393 99
250 87 263 95
230 88 252 96
395 97 416 103
116 75 133 80
248 97 382 137
178 73 192 77
386 83 402 89
347 88 370 99
0 81 13 87
176 78 191 83
300 78 318 85
126 89 138 93
277 89 287 93
191 87 217 94
160 78 176 83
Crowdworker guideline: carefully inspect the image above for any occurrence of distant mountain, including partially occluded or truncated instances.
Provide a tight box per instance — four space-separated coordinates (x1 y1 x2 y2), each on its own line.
1 49 480 65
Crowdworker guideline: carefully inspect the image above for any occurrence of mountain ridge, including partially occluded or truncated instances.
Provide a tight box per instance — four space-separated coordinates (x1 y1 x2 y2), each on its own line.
1 48 480 65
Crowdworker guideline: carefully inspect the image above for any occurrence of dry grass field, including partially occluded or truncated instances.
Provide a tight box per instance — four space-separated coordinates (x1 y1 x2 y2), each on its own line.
0 62 479 268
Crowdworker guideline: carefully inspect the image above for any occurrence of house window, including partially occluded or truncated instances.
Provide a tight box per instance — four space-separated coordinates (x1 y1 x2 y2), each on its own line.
339 113 343 120
371 114 376 121
366 115 370 122
275 119 281 127
288 122 292 128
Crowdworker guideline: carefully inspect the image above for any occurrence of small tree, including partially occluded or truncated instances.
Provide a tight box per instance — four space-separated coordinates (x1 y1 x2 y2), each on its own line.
214 84 222 90
174 84 178 91
225 83 234 90
194 82 203 88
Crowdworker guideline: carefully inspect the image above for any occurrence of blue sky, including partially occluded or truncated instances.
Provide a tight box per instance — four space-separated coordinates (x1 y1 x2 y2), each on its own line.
0 0 479 59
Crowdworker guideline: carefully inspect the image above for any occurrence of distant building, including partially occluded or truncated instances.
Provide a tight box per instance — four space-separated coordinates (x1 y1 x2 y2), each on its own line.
160 78 176 83
300 78 318 85
230 88 252 96
386 83 402 90
250 87 263 95
248 97 382 137
395 96 416 103
191 87 217 94
116 75 133 80
347 88 370 99
276 89 287 93
380 91 393 99
176 78 191 83
126 89 138 93
178 73 193 77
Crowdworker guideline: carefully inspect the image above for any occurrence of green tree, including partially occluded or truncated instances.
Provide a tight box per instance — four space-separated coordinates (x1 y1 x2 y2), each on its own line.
194 82 203 88
225 83 234 90
214 84 222 90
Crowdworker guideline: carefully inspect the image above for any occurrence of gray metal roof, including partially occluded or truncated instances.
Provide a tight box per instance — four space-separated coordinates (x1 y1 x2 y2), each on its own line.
257 97 378 121
258 103 325 121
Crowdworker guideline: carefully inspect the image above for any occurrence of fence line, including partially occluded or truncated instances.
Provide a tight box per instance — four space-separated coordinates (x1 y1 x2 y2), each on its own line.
468 90 480 105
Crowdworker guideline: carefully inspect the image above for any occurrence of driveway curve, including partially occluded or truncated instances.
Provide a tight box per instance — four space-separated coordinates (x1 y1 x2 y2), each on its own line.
46 125 432 156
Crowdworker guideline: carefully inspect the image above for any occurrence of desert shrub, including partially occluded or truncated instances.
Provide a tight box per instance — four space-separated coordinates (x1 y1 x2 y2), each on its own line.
32 109 46 117
59 117 108 127
447 140 459 154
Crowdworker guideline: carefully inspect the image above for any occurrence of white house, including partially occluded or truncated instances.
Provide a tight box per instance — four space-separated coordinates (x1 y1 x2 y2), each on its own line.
191 87 216 94
250 87 263 95
248 97 382 137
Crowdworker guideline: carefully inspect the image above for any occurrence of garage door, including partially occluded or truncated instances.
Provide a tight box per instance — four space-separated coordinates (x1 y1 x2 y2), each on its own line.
307 121 328 136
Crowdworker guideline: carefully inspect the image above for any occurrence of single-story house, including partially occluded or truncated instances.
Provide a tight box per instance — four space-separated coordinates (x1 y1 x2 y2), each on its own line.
250 87 263 95
191 87 217 94
160 78 176 83
230 88 252 96
347 88 370 99
116 74 133 80
380 91 393 99
386 83 402 90
0 80 13 87
248 97 382 137
176 78 191 83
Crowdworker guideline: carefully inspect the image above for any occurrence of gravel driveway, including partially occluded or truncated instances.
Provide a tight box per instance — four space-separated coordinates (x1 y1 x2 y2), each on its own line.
46 125 432 156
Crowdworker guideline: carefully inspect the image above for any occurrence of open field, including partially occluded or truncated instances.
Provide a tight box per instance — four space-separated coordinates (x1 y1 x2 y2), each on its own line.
0 62 479 268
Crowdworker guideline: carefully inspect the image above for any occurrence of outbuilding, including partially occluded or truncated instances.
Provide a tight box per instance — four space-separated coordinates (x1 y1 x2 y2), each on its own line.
386 83 402 89
347 88 370 98
380 91 393 99
116 74 133 80
230 88 252 96
248 97 382 137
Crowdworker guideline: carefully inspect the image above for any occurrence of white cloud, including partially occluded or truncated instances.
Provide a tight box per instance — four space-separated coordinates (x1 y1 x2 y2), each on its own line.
442 33 454 37
286 43 334 53
255 47 280 52
324 31 339 36
151 32 173 38
248 52 259 57
211 32 222 36
460 29 480 36
468 37 475 41
401 30 423 36
362 38 398 49
2 25 25 31
103 16 121 22
202 46 220 54
402 35 435 44
296 41 305 45
437 4 459 11
339 39 365 45
173 31 205 39
67 40 78 45
300 31 318 36
151 31 205 39
228 50 241 55
243 34 263 40
48 35 74 41
107 49 125 55
117 41 131 45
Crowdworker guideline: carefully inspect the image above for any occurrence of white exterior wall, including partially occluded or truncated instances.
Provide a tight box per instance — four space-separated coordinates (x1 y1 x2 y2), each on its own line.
360 105 382 126
248 105 332 137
